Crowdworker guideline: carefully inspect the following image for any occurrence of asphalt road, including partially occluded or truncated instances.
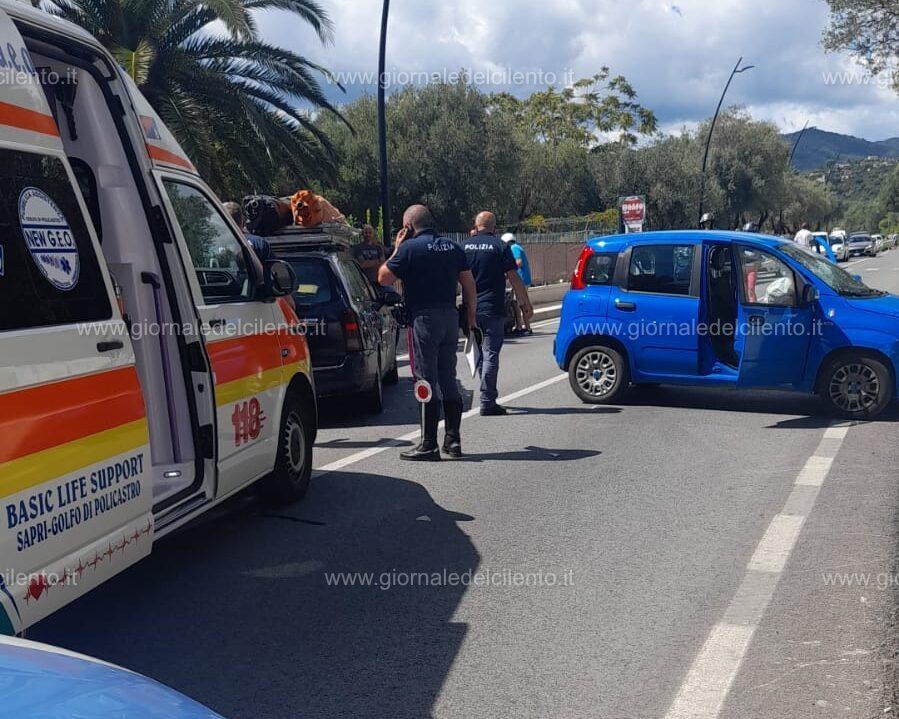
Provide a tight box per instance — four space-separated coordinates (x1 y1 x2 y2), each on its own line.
31 247 899 719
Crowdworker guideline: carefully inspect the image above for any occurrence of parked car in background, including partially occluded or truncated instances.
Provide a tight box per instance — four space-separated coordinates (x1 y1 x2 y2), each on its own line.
848 233 876 257
872 234 887 253
268 228 401 413
2 635 222 718
556 230 899 419
826 230 849 261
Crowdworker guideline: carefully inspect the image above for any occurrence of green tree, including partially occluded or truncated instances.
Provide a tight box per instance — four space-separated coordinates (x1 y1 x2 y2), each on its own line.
781 173 839 232
316 80 562 230
45 0 343 197
822 0 899 93
700 109 790 228
489 70 657 147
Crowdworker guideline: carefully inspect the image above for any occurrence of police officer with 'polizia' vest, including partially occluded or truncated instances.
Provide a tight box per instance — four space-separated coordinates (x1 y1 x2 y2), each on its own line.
379 205 478 461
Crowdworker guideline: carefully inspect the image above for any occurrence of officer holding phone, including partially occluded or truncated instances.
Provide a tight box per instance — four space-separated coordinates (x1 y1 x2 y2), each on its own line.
379 205 478 461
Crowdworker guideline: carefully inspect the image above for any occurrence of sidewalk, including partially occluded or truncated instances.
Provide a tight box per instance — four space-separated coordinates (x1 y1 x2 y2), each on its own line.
527 282 567 321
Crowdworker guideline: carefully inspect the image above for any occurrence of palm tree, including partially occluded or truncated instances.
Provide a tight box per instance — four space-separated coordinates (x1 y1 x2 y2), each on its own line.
45 0 344 196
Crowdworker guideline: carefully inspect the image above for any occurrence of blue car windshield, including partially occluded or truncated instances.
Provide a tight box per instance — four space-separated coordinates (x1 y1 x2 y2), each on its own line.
779 244 884 297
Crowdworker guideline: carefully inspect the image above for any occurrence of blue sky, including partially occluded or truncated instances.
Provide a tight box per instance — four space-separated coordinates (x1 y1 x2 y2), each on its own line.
261 0 899 141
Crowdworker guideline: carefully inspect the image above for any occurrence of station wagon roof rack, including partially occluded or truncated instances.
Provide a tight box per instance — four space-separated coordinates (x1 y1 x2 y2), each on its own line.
265 224 358 252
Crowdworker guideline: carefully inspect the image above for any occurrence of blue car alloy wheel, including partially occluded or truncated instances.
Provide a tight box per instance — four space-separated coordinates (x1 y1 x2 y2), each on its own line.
569 345 628 404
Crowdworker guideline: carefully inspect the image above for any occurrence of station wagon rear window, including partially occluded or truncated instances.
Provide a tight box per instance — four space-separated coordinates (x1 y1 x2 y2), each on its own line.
627 244 694 296
0 149 111 331
289 258 334 305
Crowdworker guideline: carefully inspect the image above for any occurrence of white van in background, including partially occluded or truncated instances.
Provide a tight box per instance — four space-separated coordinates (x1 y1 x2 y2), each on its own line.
0 0 317 634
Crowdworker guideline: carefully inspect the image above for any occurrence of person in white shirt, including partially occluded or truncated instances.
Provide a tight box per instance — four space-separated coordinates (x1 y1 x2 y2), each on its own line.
794 222 813 247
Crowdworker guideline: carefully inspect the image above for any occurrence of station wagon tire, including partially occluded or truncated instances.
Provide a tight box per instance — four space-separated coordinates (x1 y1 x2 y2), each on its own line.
820 354 893 419
363 362 384 414
259 394 312 504
384 357 399 385
569 346 629 404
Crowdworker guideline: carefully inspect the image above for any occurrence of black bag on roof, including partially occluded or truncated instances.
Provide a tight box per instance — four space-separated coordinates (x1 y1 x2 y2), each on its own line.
242 195 292 236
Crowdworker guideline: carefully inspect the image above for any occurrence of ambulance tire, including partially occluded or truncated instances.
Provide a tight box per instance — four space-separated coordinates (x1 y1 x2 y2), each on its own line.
259 393 313 504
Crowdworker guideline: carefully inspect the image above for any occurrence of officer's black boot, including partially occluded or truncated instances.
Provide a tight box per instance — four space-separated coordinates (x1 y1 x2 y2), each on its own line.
442 398 464 458
401 400 441 461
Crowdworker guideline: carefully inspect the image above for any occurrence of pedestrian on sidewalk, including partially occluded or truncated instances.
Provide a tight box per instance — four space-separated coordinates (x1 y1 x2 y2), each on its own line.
502 232 534 335
378 204 478 460
465 213 534 416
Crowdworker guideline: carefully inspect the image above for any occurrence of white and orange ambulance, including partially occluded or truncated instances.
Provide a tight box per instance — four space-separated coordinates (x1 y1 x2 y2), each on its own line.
0 0 317 634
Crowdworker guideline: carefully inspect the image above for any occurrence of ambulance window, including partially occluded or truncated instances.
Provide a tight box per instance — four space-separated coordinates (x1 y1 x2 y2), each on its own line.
0 148 112 331
162 181 253 303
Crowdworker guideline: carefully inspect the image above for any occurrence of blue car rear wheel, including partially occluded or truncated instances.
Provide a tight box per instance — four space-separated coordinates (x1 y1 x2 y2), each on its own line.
569 346 629 404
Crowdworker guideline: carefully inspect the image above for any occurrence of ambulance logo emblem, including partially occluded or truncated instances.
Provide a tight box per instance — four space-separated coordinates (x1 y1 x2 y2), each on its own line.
139 115 162 140
18 188 80 291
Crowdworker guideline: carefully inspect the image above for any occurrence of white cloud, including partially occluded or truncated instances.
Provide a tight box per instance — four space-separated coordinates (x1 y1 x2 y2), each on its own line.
258 0 899 140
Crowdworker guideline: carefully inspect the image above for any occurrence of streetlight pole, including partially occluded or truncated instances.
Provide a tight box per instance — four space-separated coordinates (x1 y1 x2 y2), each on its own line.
377 0 391 243
697 56 755 226
788 121 810 169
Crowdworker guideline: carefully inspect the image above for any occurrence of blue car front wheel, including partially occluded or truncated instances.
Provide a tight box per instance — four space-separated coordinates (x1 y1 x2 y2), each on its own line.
820 354 893 419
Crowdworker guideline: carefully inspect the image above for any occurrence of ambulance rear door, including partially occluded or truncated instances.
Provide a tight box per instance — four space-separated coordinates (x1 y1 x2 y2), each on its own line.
0 9 153 633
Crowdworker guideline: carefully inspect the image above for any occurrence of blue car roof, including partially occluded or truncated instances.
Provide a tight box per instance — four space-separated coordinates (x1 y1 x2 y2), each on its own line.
586 230 788 252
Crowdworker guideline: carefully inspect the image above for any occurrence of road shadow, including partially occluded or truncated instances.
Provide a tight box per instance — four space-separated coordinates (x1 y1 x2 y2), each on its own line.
30 471 480 719
317 383 475 430
508 406 621 416
457 446 601 463
620 384 827 418
316 436 414 450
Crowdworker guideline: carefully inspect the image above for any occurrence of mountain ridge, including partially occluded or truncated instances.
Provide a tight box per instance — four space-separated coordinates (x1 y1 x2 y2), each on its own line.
783 127 899 171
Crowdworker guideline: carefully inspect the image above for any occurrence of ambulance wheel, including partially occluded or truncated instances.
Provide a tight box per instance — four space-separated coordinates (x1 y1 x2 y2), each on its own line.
260 394 313 504
819 353 893 419
569 345 629 404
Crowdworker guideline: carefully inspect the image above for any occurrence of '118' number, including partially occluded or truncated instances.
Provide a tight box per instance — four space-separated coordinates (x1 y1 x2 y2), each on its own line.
232 398 264 446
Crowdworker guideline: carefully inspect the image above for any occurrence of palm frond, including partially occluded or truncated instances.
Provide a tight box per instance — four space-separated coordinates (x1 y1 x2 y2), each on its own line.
243 0 333 43
111 39 156 84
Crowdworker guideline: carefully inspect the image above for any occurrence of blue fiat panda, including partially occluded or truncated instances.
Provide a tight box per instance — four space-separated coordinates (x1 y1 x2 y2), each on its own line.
554 231 899 418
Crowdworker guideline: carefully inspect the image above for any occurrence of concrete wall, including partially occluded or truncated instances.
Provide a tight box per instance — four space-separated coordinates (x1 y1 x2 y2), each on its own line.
519 242 583 286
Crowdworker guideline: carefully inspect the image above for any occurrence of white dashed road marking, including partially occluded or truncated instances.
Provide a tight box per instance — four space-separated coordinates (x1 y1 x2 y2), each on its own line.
664 421 852 719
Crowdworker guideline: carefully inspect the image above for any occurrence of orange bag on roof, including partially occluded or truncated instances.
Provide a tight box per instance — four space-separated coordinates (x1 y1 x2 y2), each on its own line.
290 190 347 227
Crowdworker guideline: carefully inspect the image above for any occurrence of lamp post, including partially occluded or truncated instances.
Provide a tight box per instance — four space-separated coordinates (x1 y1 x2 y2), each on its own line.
788 121 810 169
697 56 755 226
377 0 391 243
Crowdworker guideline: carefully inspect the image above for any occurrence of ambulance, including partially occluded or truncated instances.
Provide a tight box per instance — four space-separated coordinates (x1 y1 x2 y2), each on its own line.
0 0 317 634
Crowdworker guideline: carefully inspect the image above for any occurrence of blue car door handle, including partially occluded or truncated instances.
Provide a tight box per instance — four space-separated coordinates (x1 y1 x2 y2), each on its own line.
615 299 637 312
747 314 765 326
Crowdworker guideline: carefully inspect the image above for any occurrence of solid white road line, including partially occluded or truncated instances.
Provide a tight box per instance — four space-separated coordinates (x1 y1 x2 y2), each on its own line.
395 317 562 362
663 421 852 719
314 373 568 474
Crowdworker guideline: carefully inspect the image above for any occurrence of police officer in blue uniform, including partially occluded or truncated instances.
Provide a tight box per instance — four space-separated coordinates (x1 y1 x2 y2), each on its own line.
379 205 478 460
463 212 533 415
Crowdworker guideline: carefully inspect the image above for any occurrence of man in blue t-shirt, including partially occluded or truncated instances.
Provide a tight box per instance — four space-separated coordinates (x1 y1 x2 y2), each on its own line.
464 213 533 415
502 232 533 335
379 205 477 461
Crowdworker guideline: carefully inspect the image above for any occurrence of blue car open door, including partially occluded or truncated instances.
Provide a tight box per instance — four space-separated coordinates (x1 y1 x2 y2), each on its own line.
735 245 814 388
